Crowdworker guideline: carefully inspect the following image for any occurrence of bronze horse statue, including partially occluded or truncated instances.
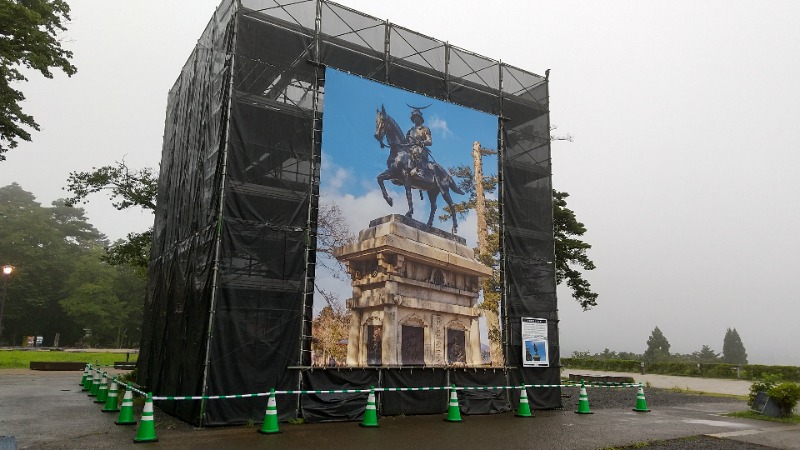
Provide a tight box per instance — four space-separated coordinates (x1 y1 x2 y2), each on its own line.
373 105 464 233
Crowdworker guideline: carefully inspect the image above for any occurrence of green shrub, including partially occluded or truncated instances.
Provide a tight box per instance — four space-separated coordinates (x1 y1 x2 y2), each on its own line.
748 365 800 382
748 374 782 407
560 358 641 372
767 383 800 418
703 363 739 379
116 367 138 384
562 358 799 383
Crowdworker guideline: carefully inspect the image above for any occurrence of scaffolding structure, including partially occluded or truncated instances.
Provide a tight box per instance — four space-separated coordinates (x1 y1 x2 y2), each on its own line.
138 0 556 426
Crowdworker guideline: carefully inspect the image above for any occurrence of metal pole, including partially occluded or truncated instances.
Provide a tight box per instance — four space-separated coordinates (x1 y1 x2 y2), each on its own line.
0 275 7 343
200 2 239 426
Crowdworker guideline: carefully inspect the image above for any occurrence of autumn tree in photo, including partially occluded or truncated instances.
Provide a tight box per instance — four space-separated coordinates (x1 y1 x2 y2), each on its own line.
311 305 349 366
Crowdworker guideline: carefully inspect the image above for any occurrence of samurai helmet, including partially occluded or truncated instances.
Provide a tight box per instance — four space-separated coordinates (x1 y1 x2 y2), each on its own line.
407 103 431 122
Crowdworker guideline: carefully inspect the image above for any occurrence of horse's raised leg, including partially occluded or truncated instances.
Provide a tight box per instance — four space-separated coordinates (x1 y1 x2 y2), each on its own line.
376 171 394 207
427 190 439 227
404 175 414 218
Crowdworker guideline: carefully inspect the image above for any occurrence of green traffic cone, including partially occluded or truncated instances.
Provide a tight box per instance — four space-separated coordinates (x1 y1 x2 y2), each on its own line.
444 385 463 422
133 393 158 443
82 367 93 391
359 386 379 428
633 383 651 412
575 381 593 414
102 379 121 413
88 371 100 397
515 386 533 418
258 389 281 434
80 365 89 387
94 373 108 404
115 388 137 425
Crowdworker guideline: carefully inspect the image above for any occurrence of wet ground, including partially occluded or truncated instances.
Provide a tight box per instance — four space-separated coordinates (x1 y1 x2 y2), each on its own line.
1 369 798 449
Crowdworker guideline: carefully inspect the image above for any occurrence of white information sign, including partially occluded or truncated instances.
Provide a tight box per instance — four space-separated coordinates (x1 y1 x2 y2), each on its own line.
521 317 549 367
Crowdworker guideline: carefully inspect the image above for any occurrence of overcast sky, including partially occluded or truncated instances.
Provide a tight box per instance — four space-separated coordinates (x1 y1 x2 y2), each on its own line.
2 0 798 365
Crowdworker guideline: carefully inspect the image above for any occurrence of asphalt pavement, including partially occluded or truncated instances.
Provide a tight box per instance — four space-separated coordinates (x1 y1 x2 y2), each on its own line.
1 369 798 449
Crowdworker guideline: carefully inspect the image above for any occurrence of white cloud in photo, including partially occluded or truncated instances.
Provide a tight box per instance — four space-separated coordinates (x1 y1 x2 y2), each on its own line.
427 115 452 139
320 152 352 192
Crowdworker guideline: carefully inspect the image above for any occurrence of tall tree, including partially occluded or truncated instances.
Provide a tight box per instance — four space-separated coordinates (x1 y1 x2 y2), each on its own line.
553 191 597 309
722 328 748 365
63 161 157 274
59 248 145 347
0 183 107 345
0 0 77 161
692 344 720 363
643 326 671 363
49 199 107 248
1 183 76 344
468 142 503 366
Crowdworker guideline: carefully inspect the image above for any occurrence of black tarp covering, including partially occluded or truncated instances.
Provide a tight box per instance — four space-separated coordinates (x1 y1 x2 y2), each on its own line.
501 75 561 409
202 6 319 426
301 369 377 422
138 0 235 425
381 369 448 415
451 369 511 414
301 368 510 419
143 0 559 426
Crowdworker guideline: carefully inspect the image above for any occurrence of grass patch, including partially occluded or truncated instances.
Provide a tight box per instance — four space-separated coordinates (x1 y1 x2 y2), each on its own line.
725 410 800 424
664 386 747 400
0 349 137 369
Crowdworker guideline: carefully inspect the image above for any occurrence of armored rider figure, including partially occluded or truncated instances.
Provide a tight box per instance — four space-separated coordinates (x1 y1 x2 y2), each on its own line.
405 105 432 179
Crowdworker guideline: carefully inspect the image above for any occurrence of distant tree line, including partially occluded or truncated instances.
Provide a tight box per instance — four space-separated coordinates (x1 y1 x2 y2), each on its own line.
571 326 749 365
0 183 145 347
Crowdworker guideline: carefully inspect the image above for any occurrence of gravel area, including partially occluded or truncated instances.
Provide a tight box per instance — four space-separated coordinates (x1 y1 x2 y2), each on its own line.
560 384 745 411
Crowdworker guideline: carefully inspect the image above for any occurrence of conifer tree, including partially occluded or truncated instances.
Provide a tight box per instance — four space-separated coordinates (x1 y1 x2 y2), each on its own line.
722 328 748 365
643 326 670 363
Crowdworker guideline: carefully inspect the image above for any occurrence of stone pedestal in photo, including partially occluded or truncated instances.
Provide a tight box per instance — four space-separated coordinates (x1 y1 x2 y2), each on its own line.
333 214 492 367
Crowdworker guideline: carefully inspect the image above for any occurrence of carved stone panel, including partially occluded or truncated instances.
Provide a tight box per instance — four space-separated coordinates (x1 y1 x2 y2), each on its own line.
447 328 466 365
401 325 424 365
433 314 444 364
366 324 382 366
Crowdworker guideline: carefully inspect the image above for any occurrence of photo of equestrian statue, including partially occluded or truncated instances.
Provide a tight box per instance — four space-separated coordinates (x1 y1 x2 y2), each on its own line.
374 104 465 233
316 69 498 368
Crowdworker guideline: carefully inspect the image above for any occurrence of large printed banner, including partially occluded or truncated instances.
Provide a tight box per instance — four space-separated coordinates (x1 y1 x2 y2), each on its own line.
320 68 497 238
315 68 498 367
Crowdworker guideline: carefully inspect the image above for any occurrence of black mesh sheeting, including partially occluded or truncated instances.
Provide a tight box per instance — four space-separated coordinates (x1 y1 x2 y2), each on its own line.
202 220 307 425
301 369 378 422
451 370 511 414
202 8 319 425
501 80 561 409
380 369 448 416
138 0 235 425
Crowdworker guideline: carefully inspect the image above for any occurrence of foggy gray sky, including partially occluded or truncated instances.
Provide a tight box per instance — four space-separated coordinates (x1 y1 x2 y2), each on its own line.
2 1 798 365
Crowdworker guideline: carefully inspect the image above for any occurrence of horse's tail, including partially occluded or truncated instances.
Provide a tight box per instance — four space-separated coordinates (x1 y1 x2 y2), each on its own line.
448 176 465 195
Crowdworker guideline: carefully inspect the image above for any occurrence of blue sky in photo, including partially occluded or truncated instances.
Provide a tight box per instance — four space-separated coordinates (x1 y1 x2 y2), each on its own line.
320 68 498 215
